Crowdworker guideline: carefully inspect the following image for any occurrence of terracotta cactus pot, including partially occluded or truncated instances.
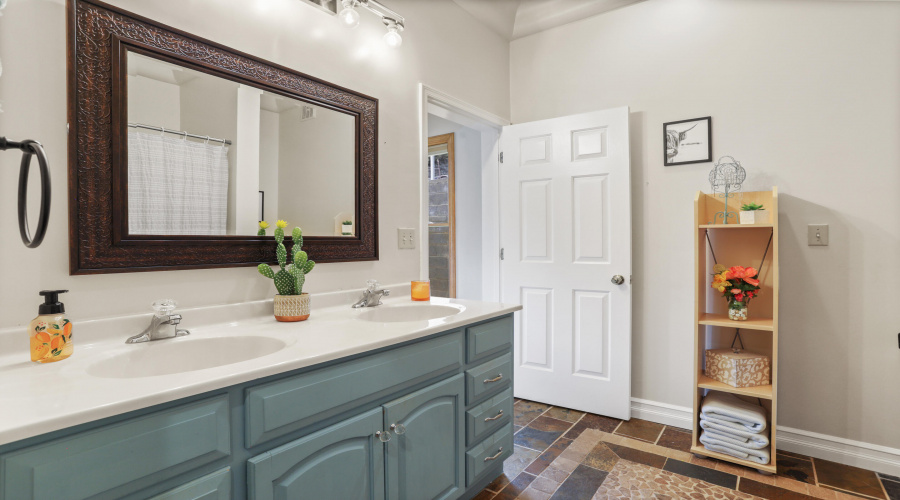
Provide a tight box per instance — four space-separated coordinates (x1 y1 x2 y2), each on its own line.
274 293 310 322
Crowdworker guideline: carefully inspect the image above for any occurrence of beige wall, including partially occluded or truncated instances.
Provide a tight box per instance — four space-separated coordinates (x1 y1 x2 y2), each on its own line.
277 105 355 236
127 76 181 130
510 0 900 447
0 0 509 322
259 109 280 225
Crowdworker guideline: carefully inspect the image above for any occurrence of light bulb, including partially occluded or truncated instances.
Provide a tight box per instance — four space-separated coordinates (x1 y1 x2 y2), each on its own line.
383 27 402 47
339 6 360 28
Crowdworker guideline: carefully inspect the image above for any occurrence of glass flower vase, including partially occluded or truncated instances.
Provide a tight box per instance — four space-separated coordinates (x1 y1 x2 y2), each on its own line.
728 300 749 321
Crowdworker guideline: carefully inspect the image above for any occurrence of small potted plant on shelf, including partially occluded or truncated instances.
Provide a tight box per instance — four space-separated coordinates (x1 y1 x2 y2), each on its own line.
257 220 316 322
711 264 760 321
739 203 769 225
341 220 353 236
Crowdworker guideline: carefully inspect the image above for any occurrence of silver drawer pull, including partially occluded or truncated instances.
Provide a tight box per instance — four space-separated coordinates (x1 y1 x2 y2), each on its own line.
484 447 503 462
484 373 503 384
484 410 504 422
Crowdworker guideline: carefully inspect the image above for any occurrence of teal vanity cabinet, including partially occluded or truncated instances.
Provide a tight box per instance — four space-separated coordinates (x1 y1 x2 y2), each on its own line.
0 314 513 500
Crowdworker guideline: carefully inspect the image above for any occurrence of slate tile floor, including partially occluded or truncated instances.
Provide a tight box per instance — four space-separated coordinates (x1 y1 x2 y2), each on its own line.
475 399 899 500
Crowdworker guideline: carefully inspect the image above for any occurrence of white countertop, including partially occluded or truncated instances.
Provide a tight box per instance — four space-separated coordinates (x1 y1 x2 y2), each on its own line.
0 290 520 447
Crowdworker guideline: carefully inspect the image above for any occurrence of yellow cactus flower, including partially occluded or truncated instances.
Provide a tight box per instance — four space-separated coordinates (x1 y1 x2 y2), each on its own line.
258 221 270 229
276 220 288 229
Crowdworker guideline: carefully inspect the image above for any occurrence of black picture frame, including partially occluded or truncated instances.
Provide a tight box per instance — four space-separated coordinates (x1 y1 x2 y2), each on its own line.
258 191 264 222
663 116 712 166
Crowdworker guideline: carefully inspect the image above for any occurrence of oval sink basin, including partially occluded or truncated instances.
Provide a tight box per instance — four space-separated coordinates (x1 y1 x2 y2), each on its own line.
87 336 286 378
356 304 464 323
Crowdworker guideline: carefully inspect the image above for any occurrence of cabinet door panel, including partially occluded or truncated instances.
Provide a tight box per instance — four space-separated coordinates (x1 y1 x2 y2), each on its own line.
247 407 384 500
148 467 231 500
384 374 464 500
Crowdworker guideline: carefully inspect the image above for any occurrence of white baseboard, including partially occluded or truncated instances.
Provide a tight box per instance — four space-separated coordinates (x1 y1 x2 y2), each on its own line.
630 398 900 477
777 426 900 478
630 398 693 429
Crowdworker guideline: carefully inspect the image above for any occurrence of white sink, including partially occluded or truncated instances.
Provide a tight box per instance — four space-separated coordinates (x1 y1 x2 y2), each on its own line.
87 336 287 378
356 304 465 323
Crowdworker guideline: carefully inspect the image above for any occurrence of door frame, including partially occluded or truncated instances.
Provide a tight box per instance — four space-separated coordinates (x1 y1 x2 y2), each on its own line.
418 84 510 301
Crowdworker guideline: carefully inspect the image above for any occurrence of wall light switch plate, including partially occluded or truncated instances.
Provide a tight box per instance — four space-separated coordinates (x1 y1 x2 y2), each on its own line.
808 224 829 246
398 228 416 249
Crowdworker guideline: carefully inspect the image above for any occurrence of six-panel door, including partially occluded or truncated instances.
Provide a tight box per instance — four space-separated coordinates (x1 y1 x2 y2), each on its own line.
383 374 465 500
247 407 385 500
499 107 633 419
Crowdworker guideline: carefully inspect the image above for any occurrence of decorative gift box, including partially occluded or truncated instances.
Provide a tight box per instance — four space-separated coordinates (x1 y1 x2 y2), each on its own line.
705 349 770 388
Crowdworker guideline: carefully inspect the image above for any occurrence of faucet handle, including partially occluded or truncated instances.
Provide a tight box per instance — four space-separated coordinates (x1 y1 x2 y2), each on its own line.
152 299 178 317
366 280 380 291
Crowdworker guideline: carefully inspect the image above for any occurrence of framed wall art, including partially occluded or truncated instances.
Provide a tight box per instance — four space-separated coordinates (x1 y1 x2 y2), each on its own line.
664 116 712 166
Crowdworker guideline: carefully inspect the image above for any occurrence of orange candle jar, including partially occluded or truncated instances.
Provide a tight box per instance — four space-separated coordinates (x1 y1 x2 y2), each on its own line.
411 280 431 301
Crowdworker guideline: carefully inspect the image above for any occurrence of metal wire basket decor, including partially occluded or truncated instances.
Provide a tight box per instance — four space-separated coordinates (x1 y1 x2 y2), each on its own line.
709 156 746 224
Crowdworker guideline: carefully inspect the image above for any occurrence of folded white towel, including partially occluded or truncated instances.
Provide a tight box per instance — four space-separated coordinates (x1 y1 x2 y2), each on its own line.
699 420 769 448
700 431 771 465
700 391 767 433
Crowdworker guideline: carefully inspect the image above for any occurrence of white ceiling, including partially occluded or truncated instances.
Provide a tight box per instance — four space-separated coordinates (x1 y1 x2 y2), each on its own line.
451 0 900 41
451 0 647 40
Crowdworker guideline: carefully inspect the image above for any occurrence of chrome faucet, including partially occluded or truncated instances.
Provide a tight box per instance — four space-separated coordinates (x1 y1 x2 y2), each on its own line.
126 299 190 344
352 280 391 308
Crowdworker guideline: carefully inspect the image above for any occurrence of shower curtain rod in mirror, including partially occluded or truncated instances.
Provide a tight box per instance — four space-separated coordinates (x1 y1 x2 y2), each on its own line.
128 123 232 145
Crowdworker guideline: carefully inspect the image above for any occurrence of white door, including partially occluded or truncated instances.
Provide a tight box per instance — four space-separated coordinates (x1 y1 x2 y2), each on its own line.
500 107 632 419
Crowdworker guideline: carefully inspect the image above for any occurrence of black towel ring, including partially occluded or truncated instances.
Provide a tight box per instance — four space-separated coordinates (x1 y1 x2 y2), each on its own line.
0 137 51 248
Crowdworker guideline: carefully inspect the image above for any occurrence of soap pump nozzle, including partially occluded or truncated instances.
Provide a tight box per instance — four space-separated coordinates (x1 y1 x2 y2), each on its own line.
38 289 68 315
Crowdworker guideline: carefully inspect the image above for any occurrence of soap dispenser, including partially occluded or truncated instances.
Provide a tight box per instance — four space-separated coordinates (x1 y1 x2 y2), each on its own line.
29 290 73 363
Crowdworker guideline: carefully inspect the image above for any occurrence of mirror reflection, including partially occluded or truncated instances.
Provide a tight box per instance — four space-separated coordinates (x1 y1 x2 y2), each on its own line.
126 51 356 237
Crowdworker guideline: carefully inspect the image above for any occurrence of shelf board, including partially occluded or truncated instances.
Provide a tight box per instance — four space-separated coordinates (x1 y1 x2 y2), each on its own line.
698 313 774 331
698 224 774 229
698 374 773 399
690 445 777 473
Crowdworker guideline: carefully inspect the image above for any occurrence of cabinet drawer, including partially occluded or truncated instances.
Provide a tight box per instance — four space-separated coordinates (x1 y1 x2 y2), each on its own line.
466 425 513 486
466 388 513 446
246 331 463 447
149 467 231 500
0 395 230 500
465 353 512 404
466 315 513 364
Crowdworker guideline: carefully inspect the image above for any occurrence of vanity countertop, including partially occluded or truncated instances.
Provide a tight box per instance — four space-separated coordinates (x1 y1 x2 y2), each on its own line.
0 292 520 447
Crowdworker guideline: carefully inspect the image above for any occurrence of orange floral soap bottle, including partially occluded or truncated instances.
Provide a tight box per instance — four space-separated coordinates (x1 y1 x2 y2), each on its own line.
29 290 73 363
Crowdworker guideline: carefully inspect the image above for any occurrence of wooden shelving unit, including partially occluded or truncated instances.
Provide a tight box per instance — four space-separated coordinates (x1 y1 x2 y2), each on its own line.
691 188 779 475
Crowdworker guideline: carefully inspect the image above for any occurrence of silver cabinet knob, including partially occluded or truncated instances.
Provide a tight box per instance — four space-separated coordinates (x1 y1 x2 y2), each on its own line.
611 275 625 285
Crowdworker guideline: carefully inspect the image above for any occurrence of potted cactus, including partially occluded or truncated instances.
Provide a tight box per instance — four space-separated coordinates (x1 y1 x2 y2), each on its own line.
341 220 353 236
257 220 316 321
739 203 770 225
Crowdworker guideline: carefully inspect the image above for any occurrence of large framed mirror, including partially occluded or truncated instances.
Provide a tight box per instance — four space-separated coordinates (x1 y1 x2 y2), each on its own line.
67 0 378 274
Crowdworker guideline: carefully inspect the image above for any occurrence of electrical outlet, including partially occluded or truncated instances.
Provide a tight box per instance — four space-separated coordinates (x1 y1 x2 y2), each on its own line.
808 224 829 246
398 228 416 249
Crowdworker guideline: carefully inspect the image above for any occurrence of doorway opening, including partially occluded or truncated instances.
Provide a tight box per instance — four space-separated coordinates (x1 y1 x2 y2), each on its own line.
426 133 456 298
419 84 509 302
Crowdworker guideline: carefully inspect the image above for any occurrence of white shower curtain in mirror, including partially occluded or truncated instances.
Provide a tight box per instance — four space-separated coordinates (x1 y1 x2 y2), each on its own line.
128 131 229 235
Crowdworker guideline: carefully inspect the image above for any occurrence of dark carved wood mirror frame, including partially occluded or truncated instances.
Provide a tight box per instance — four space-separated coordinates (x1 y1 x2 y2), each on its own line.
67 0 378 274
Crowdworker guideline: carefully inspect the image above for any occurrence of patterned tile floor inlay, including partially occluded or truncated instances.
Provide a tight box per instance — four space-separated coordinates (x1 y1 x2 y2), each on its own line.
477 399 898 500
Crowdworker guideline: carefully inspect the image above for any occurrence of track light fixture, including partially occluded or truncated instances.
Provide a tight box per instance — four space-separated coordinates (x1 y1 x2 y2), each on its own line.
338 0 405 48
338 0 360 29
382 17 403 48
